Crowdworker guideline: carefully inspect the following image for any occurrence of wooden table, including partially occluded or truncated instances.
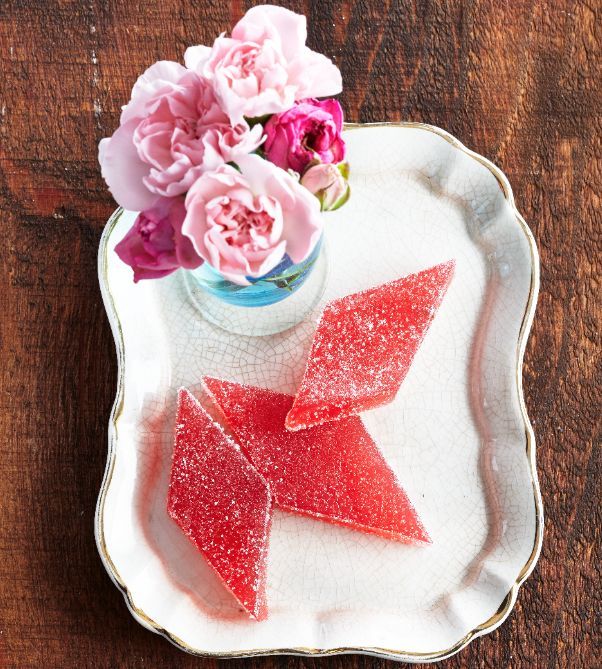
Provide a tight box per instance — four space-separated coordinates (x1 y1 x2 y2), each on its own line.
1 1 599 667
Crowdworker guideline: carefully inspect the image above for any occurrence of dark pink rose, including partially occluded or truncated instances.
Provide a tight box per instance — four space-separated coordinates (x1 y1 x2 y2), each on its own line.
114 198 202 282
263 98 345 173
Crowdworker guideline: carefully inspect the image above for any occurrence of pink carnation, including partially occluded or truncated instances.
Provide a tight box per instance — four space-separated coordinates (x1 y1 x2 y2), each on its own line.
263 98 345 173
185 5 342 123
98 61 263 211
182 154 323 285
114 198 202 282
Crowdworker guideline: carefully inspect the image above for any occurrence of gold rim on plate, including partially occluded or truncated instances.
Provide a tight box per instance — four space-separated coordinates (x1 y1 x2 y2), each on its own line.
95 122 543 662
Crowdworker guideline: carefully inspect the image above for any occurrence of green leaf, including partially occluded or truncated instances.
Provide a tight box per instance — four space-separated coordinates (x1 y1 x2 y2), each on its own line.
329 184 351 211
245 114 272 127
337 161 350 180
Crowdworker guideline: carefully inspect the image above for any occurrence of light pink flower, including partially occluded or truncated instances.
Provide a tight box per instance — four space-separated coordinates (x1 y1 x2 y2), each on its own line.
183 154 323 285
264 98 345 173
114 198 202 282
301 162 350 211
98 61 263 211
185 5 342 123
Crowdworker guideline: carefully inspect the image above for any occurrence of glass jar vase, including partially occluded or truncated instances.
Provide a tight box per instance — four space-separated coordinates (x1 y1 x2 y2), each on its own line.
183 237 328 336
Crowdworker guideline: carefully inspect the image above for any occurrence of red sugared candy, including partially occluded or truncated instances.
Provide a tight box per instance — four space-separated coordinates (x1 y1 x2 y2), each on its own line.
203 378 430 544
285 260 456 431
167 388 272 621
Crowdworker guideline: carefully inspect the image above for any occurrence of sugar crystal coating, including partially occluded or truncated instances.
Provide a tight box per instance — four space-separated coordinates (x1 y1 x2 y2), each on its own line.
167 388 272 621
203 378 430 544
285 260 456 430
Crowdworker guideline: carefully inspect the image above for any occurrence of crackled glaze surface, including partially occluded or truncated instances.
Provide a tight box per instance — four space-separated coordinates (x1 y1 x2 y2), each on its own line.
96 124 540 660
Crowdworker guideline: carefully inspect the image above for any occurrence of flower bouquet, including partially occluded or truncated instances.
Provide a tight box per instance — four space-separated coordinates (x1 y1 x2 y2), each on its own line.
99 4 349 309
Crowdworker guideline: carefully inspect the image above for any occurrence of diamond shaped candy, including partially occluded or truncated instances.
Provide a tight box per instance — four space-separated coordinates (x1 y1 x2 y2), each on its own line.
203 378 430 544
285 260 455 431
167 388 272 620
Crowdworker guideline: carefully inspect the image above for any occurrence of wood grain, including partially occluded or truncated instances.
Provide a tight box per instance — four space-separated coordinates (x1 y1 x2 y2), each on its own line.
0 1 599 667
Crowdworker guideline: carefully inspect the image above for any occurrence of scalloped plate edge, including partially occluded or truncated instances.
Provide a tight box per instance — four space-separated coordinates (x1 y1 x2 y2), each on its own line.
94 121 543 663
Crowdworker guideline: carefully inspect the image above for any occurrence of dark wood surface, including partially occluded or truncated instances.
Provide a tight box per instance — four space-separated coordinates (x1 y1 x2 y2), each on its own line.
0 1 599 667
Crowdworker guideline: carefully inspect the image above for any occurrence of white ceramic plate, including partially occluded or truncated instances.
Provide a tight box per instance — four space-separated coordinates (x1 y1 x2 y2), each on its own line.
96 123 542 663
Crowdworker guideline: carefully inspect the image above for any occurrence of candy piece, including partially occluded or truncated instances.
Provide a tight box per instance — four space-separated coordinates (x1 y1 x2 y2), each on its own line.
203 378 430 544
285 260 456 431
167 388 272 621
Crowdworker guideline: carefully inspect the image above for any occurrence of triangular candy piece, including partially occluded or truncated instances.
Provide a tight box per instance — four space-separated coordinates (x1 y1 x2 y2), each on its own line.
285 260 455 431
167 388 272 620
203 378 430 544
